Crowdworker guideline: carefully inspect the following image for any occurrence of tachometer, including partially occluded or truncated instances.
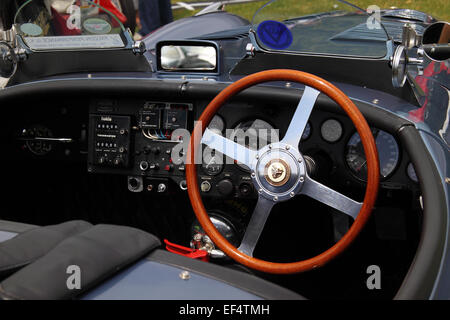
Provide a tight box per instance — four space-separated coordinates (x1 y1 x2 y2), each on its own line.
230 119 278 172
346 129 400 181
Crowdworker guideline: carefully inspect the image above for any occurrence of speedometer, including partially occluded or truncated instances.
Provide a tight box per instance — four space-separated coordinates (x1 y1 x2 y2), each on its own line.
346 129 400 181
229 119 278 172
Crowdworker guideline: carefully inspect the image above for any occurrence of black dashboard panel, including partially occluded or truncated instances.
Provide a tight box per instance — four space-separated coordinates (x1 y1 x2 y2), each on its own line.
12 100 88 163
87 99 193 193
83 97 419 200
8 93 420 201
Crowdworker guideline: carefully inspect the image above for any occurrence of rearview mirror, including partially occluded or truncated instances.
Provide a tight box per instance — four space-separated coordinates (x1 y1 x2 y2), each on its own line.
422 22 450 61
157 42 218 72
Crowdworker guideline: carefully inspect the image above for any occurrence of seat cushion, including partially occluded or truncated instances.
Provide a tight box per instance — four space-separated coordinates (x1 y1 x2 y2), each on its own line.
0 220 92 279
0 220 37 243
0 224 161 300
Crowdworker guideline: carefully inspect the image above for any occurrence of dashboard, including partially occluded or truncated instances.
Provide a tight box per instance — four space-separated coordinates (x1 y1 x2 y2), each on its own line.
14 96 420 200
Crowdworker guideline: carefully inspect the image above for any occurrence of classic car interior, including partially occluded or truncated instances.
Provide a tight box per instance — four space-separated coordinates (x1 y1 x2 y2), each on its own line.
0 0 448 301
0 75 426 299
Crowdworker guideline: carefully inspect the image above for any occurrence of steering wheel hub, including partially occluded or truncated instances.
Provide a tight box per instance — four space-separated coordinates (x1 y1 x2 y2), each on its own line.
264 159 290 186
252 143 306 202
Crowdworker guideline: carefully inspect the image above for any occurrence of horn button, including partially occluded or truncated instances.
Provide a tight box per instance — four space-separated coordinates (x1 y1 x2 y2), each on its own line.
264 159 290 186
251 143 306 202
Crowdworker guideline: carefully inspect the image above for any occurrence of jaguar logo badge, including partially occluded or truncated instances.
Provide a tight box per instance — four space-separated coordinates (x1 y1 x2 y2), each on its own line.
264 159 290 186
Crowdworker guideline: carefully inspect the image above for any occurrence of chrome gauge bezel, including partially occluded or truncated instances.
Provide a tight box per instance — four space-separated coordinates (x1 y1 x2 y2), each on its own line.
201 153 224 176
345 129 401 182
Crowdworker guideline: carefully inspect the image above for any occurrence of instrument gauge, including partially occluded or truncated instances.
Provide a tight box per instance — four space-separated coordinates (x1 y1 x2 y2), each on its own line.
24 125 54 156
346 129 400 181
202 149 223 176
321 119 343 143
230 119 278 172
208 115 225 134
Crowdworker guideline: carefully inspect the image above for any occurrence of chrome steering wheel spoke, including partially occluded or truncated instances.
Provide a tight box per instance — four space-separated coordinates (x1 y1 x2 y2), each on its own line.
281 86 320 149
201 127 257 169
203 85 361 259
301 175 362 219
238 196 275 257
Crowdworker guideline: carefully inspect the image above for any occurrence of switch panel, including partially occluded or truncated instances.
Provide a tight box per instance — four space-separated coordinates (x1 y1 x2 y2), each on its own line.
163 104 189 130
88 100 192 187
88 115 131 169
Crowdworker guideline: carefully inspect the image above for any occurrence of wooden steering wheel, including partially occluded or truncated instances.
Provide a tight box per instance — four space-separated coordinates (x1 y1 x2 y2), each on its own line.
186 69 379 274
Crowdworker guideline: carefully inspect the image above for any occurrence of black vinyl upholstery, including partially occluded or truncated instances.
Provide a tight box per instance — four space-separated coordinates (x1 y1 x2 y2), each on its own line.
0 220 303 300
0 220 92 279
0 220 37 242
0 224 160 300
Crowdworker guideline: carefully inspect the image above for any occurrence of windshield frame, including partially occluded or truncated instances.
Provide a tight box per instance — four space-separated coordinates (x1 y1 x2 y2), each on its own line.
13 0 131 52
249 0 392 59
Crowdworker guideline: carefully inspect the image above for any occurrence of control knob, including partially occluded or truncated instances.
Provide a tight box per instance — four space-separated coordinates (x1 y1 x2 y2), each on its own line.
216 179 234 196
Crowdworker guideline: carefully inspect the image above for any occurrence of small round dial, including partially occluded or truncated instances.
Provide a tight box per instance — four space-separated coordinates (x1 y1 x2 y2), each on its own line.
24 125 53 156
202 115 225 175
346 129 400 181
321 119 343 143
201 149 223 176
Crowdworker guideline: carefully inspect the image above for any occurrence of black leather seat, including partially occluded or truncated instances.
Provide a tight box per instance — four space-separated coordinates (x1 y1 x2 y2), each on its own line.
0 220 93 280
0 219 303 300
0 220 36 243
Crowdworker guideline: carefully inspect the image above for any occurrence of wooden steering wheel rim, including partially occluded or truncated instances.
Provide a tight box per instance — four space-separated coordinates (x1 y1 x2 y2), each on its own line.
186 69 379 274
